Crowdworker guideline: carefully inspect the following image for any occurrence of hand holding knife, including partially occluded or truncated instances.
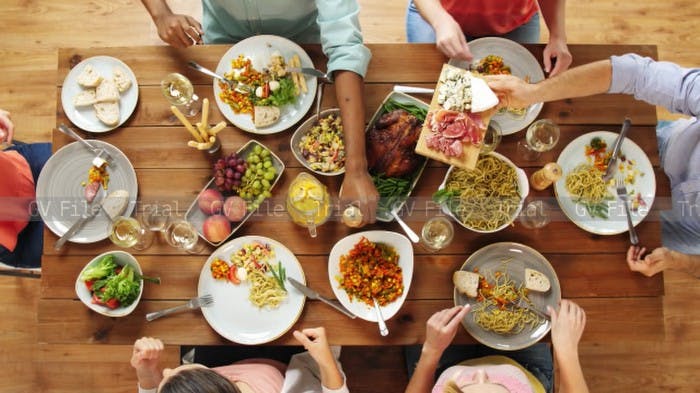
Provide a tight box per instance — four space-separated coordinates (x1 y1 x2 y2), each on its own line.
602 118 632 182
287 277 356 319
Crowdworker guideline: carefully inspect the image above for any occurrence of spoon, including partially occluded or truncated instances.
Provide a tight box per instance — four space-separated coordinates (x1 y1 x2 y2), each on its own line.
372 298 389 336
391 210 420 243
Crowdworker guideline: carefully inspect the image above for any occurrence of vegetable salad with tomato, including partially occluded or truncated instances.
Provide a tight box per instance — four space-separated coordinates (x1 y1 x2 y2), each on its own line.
80 255 141 309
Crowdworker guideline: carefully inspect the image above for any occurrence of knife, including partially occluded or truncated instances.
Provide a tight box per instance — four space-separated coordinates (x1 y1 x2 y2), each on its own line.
602 118 632 182
287 277 356 319
54 189 126 250
58 123 114 165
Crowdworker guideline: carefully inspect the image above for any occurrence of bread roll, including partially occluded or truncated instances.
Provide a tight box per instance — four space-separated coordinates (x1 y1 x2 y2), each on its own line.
77 64 103 88
94 102 120 126
453 271 480 298
96 79 120 103
525 268 551 292
112 67 132 93
73 89 97 107
253 106 281 128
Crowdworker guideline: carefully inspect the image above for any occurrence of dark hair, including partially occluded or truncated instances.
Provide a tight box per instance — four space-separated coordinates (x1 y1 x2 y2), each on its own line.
159 368 241 393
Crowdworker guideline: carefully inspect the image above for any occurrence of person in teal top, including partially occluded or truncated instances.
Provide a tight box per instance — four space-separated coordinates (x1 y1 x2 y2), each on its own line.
142 0 378 225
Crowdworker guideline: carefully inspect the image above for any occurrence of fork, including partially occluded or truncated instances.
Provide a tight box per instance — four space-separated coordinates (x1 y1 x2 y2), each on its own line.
516 298 550 320
145 294 214 322
58 123 114 164
187 61 251 94
615 177 639 245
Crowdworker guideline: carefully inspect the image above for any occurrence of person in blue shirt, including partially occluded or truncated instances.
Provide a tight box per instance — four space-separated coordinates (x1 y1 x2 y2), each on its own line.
485 54 700 278
141 0 378 225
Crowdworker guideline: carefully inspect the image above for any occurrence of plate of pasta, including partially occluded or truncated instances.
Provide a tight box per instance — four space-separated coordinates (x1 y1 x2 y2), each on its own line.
329 231 414 322
436 152 529 233
198 236 306 344
454 242 561 351
554 131 656 235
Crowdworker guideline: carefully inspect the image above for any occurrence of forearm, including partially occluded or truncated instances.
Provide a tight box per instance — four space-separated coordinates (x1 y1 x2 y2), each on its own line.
538 0 567 41
413 0 452 27
555 350 590 393
318 360 345 391
333 71 367 175
671 251 700 278
532 59 612 102
135 367 162 390
141 0 171 21
405 347 440 393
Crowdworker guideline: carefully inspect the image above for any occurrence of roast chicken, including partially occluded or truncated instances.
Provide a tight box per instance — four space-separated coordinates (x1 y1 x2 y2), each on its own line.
366 109 424 178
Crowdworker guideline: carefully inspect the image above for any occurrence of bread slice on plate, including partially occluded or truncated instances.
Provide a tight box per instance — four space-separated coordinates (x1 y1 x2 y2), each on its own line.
96 79 120 103
525 268 551 292
73 89 97 107
254 106 281 128
94 102 120 126
453 270 480 298
112 67 132 93
77 64 103 88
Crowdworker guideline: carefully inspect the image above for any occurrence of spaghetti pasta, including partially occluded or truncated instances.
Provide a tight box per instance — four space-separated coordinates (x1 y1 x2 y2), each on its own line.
230 241 287 309
444 155 521 231
565 164 612 218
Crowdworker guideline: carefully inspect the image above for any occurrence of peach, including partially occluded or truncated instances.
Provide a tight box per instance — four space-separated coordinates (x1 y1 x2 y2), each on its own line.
202 215 231 243
223 196 247 222
199 188 224 215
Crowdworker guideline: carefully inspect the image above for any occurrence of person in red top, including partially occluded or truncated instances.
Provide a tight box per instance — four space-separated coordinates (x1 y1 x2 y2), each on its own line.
0 109 51 268
406 0 572 77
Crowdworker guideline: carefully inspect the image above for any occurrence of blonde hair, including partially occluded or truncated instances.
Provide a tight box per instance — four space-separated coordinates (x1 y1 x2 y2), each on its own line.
443 380 464 393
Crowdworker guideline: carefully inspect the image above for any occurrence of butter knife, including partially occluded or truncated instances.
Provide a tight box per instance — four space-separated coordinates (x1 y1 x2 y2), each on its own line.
602 118 632 182
287 277 356 319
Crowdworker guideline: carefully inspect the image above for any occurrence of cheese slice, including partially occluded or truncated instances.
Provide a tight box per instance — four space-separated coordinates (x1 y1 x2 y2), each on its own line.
470 77 499 113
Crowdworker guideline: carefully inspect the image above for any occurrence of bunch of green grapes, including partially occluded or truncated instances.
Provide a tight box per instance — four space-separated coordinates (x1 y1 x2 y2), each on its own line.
237 144 277 210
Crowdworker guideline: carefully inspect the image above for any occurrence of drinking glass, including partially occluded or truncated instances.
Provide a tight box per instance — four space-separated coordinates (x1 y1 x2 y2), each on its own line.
142 204 172 232
420 216 454 252
161 73 201 117
480 120 502 155
109 216 154 251
517 119 560 161
519 199 551 229
164 219 203 253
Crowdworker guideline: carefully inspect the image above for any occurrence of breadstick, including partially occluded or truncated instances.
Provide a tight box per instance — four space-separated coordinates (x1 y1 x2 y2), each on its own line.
187 139 214 150
171 105 204 142
293 54 308 93
195 122 209 141
207 121 226 135
201 98 210 129
288 56 300 95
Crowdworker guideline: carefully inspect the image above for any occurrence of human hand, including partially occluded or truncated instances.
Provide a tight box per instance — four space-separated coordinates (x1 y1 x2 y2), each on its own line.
433 15 472 61
484 75 537 110
542 38 572 77
0 109 15 144
153 12 203 48
293 327 336 368
626 245 672 277
548 300 585 359
130 336 164 386
339 170 378 226
422 305 470 358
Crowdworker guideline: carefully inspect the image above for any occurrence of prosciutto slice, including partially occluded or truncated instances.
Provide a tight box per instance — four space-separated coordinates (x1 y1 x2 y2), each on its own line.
424 109 485 157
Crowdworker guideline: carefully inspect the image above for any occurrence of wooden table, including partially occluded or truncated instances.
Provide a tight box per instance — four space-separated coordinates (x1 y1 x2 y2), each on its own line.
40 43 666 347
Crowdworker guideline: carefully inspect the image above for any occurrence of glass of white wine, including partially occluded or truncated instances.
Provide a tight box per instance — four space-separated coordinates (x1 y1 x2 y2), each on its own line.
517 119 561 161
142 204 172 232
420 216 454 252
164 219 202 254
161 72 201 117
109 216 154 251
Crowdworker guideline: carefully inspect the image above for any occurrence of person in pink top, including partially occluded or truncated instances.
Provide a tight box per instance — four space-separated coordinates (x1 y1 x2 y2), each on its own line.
406 0 572 77
0 109 51 268
131 327 348 393
405 300 589 393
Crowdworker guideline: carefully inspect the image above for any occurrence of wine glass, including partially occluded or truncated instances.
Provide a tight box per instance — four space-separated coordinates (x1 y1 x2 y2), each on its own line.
164 219 202 253
109 216 154 251
517 119 560 161
420 216 454 252
519 198 551 229
142 204 172 232
161 73 201 117
480 120 502 155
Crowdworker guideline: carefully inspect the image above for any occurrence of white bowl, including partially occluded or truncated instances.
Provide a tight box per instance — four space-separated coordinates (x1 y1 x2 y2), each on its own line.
75 250 143 317
290 108 345 176
438 152 529 233
328 230 414 322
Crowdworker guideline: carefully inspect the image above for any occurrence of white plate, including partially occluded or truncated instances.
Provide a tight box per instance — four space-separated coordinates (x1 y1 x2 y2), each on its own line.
328 231 414 322
75 251 143 317
61 56 139 133
449 37 544 135
438 152 529 233
454 242 560 351
214 35 318 134
36 140 138 243
554 131 656 235
198 236 306 344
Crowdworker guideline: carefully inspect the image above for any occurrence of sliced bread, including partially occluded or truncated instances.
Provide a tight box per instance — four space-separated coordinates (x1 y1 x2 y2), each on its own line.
453 270 480 298
95 79 120 103
73 89 97 107
525 268 551 292
112 67 132 93
253 106 281 128
94 102 120 126
77 64 103 88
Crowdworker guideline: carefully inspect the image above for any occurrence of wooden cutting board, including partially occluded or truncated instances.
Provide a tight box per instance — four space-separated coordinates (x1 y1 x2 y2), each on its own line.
414 63 496 170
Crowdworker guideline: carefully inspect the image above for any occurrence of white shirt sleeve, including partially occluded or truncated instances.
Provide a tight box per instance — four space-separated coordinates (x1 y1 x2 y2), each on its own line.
137 384 157 393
